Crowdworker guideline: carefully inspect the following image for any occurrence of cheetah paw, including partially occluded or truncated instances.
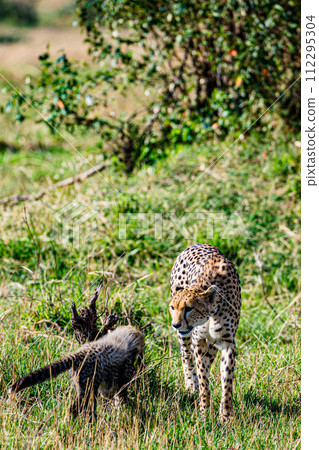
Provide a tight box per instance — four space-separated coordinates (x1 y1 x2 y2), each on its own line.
185 382 198 394
219 407 234 425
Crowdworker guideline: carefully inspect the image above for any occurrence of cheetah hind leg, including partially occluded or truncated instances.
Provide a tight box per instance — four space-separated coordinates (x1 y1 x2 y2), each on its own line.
178 334 198 393
70 385 98 423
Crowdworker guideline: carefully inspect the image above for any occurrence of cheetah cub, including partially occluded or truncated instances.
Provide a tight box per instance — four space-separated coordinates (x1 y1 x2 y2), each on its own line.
169 244 241 422
9 326 144 420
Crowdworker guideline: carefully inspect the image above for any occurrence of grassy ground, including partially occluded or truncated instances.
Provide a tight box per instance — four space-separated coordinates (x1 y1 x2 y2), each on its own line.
0 2 300 448
0 117 300 448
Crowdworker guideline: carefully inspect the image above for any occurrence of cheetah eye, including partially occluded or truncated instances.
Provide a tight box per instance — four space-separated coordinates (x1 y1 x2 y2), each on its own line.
185 306 193 313
170 305 174 311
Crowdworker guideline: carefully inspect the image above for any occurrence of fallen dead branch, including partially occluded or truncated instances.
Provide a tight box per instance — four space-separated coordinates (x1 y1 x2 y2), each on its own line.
0 161 110 206
71 280 118 344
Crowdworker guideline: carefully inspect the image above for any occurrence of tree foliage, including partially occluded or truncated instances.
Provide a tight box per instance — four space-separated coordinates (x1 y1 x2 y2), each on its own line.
12 0 300 171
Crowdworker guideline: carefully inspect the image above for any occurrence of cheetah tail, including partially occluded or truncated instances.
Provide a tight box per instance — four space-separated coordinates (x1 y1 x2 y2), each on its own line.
9 354 77 394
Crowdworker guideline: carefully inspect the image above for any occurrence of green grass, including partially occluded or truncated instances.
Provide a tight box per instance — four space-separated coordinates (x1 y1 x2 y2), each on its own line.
0 120 300 448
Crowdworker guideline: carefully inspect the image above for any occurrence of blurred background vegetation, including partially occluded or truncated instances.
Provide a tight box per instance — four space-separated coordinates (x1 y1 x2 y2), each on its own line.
2 0 300 172
0 0 38 27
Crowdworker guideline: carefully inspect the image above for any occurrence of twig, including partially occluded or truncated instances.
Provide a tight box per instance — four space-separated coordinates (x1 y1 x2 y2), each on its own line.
0 161 111 206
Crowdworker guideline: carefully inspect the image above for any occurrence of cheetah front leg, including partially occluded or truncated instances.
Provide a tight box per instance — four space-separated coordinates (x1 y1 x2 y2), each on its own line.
193 339 218 414
219 343 236 423
177 334 198 393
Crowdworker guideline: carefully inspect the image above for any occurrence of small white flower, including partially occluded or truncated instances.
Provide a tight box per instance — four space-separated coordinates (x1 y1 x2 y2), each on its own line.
85 95 94 106
25 76 31 84
144 90 150 96
112 30 119 38
167 13 173 22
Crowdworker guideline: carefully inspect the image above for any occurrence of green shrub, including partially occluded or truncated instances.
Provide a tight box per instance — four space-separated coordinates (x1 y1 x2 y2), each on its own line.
0 0 38 26
10 0 300 170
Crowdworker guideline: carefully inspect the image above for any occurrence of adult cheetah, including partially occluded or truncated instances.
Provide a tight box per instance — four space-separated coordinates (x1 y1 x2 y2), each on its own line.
169 244 241 422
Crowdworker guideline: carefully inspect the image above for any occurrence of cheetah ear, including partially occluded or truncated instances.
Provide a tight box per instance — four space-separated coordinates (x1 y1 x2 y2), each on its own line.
199 285 217 301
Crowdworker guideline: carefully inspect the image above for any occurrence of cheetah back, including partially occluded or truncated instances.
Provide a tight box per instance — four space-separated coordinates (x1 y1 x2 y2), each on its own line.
171 244 240 295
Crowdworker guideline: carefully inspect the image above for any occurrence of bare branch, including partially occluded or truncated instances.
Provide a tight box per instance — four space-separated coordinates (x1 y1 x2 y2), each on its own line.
105 287 111 315
88 280 103 312
71 302 79 321
71 280 118 344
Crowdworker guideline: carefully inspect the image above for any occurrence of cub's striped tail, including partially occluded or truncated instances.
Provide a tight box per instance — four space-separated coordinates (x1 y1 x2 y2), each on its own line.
9 353 80 394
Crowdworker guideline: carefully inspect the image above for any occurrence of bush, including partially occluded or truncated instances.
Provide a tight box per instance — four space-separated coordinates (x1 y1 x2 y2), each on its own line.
0 0 38 26
11 0 300 171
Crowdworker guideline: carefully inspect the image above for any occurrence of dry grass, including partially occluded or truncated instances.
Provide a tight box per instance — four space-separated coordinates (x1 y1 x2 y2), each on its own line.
0 2 300 447
0 125 301 448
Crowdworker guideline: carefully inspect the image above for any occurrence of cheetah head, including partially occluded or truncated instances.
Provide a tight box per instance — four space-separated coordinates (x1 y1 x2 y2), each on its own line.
169 285 218 337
